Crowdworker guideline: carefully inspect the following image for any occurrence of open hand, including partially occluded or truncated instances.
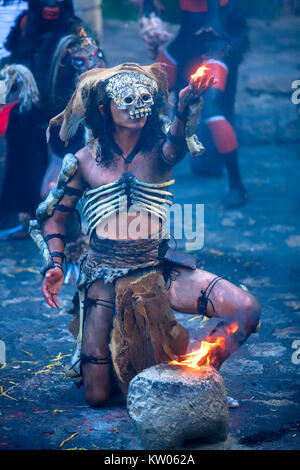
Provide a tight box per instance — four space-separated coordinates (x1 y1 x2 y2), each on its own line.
41 267 64 308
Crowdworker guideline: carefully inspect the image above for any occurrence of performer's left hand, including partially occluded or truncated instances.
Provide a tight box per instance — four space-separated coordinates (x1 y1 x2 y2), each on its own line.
178 70 214 113
41 267 64 309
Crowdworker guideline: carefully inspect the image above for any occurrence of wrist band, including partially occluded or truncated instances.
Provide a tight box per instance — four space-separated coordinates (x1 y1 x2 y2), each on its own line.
42 263 64 277
175 109 188 123
167 129 186 144
44 233 66 245
50 251 65 259
51 251 67 274
53 264 64 272
41 252 66 277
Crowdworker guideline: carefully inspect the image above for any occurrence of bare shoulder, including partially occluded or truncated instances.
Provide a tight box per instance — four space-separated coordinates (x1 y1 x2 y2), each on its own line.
75 145 101 186
75 146 93 164
75 146 96 174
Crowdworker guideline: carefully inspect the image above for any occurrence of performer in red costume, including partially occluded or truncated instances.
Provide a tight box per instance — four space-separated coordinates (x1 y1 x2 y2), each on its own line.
139 0 248 208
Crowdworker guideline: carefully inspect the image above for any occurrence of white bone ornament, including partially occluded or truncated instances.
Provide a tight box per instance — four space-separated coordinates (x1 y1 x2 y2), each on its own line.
82 174 175 239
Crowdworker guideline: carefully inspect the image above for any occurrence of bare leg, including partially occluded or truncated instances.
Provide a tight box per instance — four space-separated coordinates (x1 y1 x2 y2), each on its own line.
81 279 115 407
167 267 261 369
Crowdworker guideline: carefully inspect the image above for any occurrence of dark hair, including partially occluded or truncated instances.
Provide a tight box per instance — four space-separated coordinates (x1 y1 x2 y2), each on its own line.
85 85 166 168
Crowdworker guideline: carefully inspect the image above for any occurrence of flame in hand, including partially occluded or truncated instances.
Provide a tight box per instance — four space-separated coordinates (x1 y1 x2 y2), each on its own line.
190 65 210 82
169 322 238 370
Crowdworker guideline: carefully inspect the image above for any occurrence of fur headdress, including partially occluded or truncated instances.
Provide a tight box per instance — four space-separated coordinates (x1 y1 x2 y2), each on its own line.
46 62 168 148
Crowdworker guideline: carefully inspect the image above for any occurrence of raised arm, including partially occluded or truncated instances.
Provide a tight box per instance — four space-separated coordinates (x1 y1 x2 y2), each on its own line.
161 69 214 167
29 153 86 308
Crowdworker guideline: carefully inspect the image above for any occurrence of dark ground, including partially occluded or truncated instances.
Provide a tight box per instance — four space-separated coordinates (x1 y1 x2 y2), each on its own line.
0 17 300 451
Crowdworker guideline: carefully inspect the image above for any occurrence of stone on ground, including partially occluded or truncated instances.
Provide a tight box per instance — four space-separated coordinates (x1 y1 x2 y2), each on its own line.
127 363 229 449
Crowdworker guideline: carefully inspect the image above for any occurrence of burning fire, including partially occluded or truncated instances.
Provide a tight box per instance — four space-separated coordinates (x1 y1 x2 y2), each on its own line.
169 322 238 370
190 65 210 82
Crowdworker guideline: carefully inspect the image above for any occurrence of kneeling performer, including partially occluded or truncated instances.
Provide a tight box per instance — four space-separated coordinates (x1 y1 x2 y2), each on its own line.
30 62 261 407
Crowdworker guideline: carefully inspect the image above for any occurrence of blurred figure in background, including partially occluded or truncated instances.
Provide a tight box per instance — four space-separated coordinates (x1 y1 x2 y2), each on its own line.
0 0 27 61
0 0 105 242
138 0 248 208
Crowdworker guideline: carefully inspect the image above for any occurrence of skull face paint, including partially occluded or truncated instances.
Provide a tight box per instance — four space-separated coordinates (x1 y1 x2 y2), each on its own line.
105 72 158 119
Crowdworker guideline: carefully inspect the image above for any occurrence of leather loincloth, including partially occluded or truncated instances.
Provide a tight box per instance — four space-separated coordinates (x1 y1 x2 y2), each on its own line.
111 269 190 395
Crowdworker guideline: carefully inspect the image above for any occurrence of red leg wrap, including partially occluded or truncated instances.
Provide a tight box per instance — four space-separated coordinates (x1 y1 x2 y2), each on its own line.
206 117 238 154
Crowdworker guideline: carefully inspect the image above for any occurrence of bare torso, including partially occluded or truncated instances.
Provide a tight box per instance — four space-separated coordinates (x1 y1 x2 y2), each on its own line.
77 143 173 240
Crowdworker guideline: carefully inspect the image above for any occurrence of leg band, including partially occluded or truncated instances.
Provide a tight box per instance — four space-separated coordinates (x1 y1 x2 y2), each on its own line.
197 276 223 316
81 297 115 370
84 297 115 311
80 353 111 366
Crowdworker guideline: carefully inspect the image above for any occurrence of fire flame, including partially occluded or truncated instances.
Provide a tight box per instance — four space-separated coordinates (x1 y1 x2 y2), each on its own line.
169 322 238 370
190 65 210 81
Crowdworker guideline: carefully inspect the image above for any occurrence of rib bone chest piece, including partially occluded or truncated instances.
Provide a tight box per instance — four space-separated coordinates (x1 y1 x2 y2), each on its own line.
82 173 175 239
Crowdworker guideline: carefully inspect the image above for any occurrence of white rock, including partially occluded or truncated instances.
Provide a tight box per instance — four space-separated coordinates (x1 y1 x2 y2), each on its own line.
127 363 229 449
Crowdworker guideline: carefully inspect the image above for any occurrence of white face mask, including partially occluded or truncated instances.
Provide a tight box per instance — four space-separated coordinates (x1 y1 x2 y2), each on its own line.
105 71 158 119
